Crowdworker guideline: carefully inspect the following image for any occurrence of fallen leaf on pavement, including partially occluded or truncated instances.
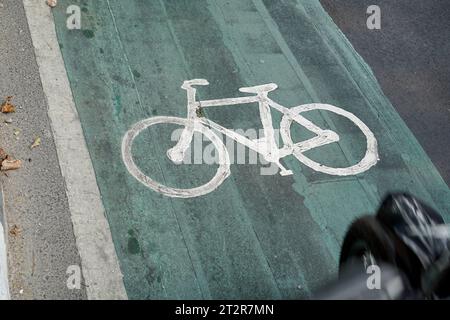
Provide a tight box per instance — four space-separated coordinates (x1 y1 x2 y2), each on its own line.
1 157 22 171
31 137 41 149
1 96 16 113
0 149 21 171
9 225 21 237
46 0 57 8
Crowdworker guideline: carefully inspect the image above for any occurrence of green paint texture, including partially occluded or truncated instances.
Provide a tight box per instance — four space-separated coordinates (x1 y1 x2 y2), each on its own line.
52 0 450 299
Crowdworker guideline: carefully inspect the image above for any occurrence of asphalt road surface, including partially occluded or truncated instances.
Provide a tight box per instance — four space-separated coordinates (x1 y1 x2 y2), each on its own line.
320 0 450 186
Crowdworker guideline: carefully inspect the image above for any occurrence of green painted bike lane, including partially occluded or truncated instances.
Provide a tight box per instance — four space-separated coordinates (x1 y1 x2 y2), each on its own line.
52 0 450 299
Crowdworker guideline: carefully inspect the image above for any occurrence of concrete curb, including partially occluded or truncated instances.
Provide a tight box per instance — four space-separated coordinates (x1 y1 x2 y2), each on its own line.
0 184 10 300
22 0 127 299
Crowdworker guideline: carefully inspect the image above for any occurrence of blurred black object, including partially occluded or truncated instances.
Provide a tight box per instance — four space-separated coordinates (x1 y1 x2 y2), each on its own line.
316 193 450 299
315 262 414 300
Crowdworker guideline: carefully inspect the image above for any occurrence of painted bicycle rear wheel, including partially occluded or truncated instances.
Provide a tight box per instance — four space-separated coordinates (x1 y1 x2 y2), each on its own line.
122 116 231 198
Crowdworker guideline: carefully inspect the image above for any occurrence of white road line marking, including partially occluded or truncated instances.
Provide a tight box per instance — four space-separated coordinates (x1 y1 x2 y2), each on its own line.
22 0 127 299
0 186 10 300
123 80 378 198
0 222 9 300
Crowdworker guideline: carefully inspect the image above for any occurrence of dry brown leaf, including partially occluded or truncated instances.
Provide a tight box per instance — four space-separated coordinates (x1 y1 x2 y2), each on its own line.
1 158 22 171
46 0 57 8
1 96 16 114
9 225 21 237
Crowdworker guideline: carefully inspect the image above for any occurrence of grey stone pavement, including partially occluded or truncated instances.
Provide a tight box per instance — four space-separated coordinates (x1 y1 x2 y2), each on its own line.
0 0 85 299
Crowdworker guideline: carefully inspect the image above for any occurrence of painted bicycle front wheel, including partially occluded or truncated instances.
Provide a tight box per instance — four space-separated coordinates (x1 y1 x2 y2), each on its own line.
281 103 379 176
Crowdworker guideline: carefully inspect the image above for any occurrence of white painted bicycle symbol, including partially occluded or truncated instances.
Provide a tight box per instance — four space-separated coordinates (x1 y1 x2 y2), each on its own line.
122 79 379 198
